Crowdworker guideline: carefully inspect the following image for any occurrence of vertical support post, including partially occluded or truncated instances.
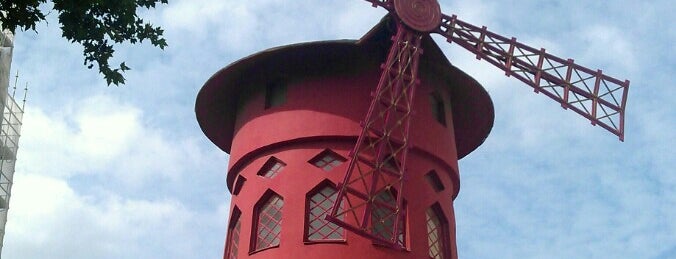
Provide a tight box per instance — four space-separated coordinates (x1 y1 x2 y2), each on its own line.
533 48 546 93
591 70 603 126
505 37 517 77
619 79 629 141
475 26 487 60
562 59 574 109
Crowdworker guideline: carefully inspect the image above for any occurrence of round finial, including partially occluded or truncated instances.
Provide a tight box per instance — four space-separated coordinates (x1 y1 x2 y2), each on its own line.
393 0 442 32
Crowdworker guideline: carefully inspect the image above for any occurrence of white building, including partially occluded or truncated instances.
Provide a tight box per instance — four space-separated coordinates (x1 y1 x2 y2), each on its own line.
0 28 26 257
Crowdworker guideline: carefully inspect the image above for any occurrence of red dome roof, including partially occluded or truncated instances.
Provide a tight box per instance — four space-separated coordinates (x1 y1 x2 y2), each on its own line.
196 16 494 159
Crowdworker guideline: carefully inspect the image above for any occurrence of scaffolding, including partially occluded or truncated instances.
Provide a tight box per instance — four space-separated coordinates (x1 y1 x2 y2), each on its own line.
0 84 24 253
0 27 25 257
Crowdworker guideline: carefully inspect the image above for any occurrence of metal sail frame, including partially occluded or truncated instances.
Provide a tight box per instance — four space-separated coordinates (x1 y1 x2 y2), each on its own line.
330 0 630 249
327 19 422 249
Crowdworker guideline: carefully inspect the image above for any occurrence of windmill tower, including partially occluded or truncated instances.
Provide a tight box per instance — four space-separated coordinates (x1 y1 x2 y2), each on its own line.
195 1 629 258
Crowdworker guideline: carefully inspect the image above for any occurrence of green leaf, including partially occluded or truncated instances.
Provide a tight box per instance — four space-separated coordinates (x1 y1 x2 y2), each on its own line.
1 0 169 86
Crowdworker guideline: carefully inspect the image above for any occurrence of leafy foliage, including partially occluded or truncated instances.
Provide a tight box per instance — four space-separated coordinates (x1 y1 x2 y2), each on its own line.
0 0 168 85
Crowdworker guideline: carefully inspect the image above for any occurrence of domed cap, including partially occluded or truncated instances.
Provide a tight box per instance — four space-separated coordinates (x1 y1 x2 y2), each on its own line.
195 15 494 159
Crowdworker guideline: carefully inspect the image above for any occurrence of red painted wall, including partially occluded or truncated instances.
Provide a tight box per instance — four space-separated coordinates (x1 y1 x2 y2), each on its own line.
223 67 460 259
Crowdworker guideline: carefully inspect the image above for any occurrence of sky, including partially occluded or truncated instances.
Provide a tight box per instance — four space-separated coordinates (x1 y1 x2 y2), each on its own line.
2 0 674 258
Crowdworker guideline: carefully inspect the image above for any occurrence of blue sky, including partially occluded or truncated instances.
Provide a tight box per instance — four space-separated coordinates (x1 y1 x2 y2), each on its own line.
3 0 674 258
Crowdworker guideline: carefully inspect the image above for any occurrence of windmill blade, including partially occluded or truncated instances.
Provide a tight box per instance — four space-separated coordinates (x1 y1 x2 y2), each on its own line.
435 14 630 141
363 0 394 11
327 20 423 250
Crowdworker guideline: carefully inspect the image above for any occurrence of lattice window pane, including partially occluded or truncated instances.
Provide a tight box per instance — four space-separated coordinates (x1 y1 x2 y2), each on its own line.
309 150 346 172
307 186 345 241
258 157 286 178
226 216 242 259
371 191 405 245
255 195 283 250
426 208 445 259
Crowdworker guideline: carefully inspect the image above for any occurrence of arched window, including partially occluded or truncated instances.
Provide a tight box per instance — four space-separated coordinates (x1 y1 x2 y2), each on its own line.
224 207 242 259
252 191 284 252
371 190 406 246
426 204 450 259
305 182 345 242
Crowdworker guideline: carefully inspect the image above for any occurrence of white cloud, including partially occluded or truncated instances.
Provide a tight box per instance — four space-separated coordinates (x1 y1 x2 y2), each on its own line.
578 24 636 74
444 0 495 27
19 105 125 177
18 96 142 178
4 173 225 259
5 93 229 258
17 94 225 187
162 0 255 51
3 0 673 258
71 96 142 160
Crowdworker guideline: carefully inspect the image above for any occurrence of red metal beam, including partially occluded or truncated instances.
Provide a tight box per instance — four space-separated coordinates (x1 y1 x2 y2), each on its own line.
435 14 630 141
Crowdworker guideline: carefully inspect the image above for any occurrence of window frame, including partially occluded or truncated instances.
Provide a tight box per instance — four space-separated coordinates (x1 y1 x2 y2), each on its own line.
264 79 287 109
233 175 247 196
224 207 242 259
370 189 408 249
303 180 346 244
308 149 347 172
256 157 286 179
426 203 451 259
249 190 284 254
425 170 445 193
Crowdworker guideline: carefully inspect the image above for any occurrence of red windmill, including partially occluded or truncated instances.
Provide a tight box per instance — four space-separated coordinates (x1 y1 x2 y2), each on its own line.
196 1 629 258
327 0 629 250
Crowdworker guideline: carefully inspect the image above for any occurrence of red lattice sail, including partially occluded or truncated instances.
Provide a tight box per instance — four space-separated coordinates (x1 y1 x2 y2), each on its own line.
329 0 630 249
327 19 422 249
